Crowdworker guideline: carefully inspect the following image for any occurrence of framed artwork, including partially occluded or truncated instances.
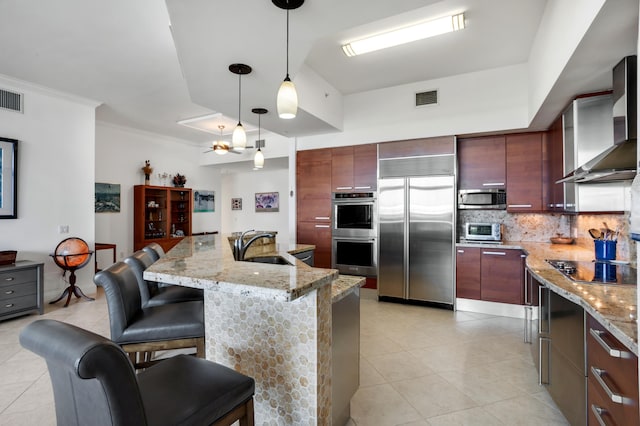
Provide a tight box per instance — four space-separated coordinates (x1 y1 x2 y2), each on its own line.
95 182 121 213
194 190 215 212
231 198 242 211
0 138 18 219
255 192 279 212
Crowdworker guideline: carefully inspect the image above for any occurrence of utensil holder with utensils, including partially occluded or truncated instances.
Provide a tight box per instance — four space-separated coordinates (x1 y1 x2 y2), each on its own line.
594 239 616 260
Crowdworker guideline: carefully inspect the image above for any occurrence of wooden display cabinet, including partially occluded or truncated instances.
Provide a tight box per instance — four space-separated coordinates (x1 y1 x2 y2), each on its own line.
134 185 192 252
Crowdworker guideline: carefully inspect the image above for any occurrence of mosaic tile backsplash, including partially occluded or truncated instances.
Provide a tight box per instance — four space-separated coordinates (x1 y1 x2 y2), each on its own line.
458 211 633 264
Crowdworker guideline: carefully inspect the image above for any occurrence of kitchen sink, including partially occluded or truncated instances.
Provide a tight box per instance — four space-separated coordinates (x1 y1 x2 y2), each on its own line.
243 256 293 266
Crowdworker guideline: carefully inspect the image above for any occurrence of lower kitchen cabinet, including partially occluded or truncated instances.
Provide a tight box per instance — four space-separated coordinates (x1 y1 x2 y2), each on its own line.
455 247 524 304
297 222 331 269
455 247 481 299
587 314 639 425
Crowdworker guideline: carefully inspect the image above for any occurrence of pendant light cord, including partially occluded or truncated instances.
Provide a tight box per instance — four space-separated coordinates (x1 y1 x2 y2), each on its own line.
285 9 290 78
238 73 242 124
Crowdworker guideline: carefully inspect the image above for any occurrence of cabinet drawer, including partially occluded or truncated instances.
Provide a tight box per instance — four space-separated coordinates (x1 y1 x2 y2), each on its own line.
0 268 37 286
1 294 38 317
587 315 639 424
589 376 623 425
0 281 37 301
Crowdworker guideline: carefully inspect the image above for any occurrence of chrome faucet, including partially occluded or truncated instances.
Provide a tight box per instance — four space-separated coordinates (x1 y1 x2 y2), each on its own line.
233 229 275 261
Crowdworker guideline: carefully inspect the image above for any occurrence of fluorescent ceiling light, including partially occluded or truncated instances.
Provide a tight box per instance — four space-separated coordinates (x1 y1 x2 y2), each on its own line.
342 13 465 57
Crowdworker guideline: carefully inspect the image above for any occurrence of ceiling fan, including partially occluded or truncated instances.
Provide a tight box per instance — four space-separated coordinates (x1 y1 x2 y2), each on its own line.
203 125 254 155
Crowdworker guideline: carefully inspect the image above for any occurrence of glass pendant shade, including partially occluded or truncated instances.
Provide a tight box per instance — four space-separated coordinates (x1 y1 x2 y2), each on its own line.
254 148 264 168
277 76 298 119
232 122 246 151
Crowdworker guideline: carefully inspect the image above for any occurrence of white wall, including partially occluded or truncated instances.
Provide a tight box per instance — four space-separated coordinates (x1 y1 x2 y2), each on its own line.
219 163 290 243
297 64 529 150
95 122 221 266
0 75 98 299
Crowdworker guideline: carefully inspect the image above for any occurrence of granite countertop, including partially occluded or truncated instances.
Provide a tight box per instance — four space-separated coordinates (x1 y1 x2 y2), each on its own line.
458 240 638 355
144 234 337 302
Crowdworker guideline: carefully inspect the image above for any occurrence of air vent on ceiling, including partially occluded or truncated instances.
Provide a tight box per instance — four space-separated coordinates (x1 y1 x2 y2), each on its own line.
415 90 438 107
0 89 23 113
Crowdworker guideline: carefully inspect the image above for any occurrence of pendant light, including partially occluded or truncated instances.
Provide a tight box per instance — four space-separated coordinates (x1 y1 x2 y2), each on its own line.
213 125 229 155
229 63 252 150
273 0 304 119
252 108 267 169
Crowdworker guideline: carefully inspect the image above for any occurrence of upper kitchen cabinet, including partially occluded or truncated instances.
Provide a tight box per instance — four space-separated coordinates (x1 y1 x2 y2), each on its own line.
457 136 506 190
543 116 565 212
331 144 377 192
506 133 543 212
297 149 332 221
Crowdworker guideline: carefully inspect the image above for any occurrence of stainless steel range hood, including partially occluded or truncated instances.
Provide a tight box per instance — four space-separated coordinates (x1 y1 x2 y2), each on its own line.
558 56 637 183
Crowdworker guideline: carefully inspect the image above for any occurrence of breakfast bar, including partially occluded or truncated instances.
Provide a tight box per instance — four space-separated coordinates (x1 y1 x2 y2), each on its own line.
144 234 362 424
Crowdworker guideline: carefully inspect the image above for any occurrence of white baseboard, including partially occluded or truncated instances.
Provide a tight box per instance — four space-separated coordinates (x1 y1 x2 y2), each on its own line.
456 298 539 320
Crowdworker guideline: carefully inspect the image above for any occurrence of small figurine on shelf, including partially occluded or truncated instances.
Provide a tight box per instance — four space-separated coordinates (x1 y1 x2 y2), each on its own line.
142 160 153 185
173 173 187 187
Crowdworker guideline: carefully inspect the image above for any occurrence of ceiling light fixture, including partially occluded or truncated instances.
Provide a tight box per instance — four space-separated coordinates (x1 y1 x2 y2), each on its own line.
342 13 465 57
229 63 252 150
273 0 304 119
252 108 267 169
212 125 229 155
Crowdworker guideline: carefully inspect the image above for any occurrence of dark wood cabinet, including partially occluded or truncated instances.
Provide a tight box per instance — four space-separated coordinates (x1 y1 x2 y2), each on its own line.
587 314 639 425
543 116 565 212
296 149 332 268
479 249 524 304
455 247 481 299
457 136 506 190
331 144 377 192
134 185 192 252
506 133 543 212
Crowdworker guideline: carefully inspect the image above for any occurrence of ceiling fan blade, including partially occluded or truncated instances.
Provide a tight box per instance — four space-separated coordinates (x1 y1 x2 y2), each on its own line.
203 149 213 153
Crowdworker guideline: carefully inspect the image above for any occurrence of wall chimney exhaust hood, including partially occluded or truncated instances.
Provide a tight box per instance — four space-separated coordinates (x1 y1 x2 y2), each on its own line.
558 56 637 184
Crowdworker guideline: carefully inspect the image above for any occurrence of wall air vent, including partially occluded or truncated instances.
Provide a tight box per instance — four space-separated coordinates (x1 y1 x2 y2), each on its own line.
415 90 438 107
0 89 23 113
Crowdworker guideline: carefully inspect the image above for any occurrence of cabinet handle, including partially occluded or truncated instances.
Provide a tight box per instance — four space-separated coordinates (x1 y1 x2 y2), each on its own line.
523 306 530 343
590 405 608 426
335 186 353 190
508 204 533 208
457 249 464 253
555 204 564 208
354 186 371 189
4 277 14 281
298 255 312 262
4 303 13 308
591 367 628 404
524 268 530 305
4 290 14 295
482 251 505 256
589 329 632 359
315 225 330 228
482 182 504 186
314 216 330 220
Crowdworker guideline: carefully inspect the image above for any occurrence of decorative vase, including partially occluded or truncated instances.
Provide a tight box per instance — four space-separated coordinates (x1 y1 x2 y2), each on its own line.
145 174 150 185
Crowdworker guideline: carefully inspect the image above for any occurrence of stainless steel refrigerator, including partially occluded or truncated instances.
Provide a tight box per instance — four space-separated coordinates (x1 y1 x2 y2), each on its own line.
378 155 456 306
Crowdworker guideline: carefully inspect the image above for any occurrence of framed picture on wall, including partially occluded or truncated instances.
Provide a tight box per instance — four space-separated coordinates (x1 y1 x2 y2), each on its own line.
194 190 215 212
0 138 18 219
231 198 242 211
255 192 279 212
95 183 121 213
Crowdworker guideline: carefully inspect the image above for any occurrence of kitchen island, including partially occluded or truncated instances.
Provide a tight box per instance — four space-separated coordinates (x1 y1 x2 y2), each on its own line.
144 234 363 424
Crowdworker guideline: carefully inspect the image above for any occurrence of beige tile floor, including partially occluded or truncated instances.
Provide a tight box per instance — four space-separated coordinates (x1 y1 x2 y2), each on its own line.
0 288 569 425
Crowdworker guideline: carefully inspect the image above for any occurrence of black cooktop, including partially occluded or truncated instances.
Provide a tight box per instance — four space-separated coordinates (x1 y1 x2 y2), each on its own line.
546 259 637 285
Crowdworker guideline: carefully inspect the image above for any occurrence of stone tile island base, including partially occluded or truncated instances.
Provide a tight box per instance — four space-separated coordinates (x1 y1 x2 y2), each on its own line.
205 284 332 424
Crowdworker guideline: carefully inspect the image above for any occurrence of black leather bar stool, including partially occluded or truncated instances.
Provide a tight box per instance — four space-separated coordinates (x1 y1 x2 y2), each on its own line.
94 261 204 369
20 319 255 426
142 242 165 262
124 250 203 308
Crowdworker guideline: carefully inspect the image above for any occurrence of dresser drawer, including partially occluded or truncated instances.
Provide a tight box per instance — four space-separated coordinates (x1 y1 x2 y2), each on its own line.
1 294 38 317
587 314 639 425
0 268 37 287
0 281 37 301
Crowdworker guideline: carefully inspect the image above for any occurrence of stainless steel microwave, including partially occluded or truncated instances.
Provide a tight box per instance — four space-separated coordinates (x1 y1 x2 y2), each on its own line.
464 222 502 242
458 189 506 210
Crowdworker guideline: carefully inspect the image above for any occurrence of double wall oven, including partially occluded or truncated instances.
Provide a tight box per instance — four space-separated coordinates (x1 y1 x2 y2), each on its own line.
331 192 377 276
